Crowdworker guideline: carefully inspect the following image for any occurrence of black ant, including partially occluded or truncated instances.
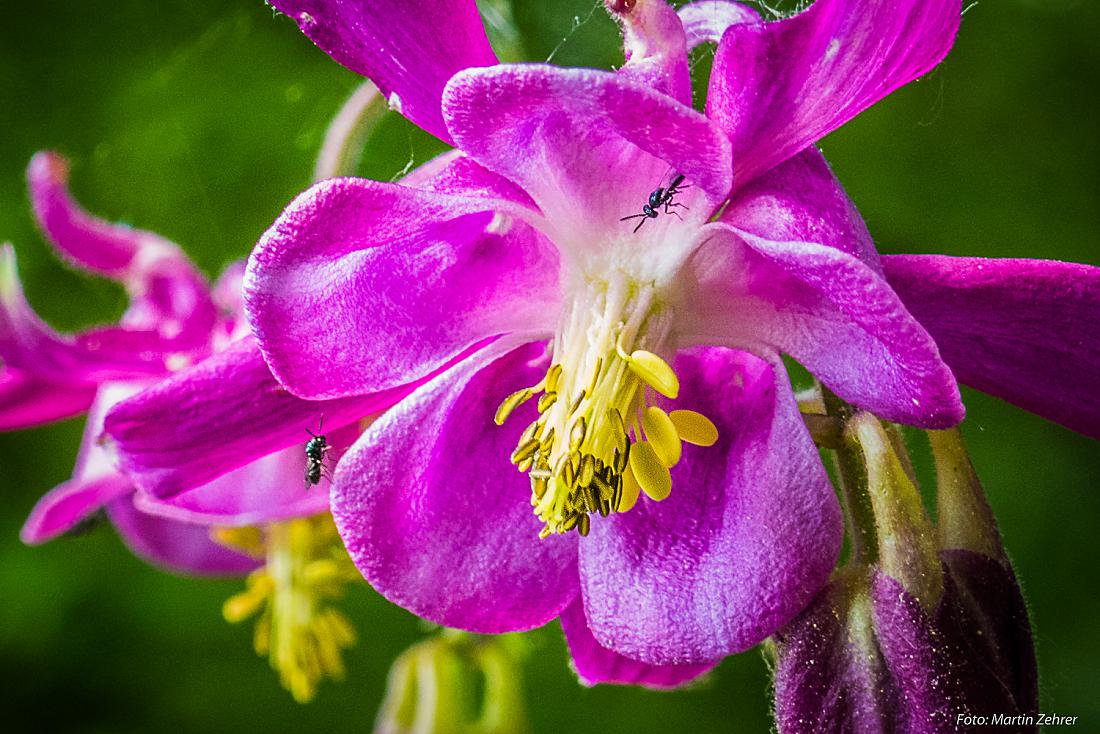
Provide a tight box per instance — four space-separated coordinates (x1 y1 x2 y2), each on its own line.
620 173 689 233
304 416 333 488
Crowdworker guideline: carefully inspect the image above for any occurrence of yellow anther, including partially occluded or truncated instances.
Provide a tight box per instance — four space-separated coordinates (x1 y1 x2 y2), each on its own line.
627 350 679 399
570 416 587 449
608 408 628 454
642 406 682 467
617 465 642 512
545 363 563 393
537 391 558 413
629 441 672 501
323 609 357 646
211 526 266 558
494 388 533 425
223 586 269 623
669 410 719 446
539 426 555 454
304 558 344 588
510 438 540 465
578 455 595 487
578 514 591 536
221 515 358 704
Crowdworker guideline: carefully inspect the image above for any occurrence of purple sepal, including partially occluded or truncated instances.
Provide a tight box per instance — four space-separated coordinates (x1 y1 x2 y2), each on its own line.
775 553 1038 734
884 255 1100 440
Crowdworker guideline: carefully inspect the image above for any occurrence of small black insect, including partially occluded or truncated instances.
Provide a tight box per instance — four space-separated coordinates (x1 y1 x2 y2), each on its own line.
63 508 108 539
620 173 689 233
304 416 333 488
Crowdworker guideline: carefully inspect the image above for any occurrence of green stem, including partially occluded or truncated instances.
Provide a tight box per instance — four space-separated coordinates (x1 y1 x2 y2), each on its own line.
823 388 878 566
312 80 388 182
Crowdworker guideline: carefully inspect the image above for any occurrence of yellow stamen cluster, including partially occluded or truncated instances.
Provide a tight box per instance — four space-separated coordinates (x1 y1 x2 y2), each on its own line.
216 515 360 703
494 277 717 538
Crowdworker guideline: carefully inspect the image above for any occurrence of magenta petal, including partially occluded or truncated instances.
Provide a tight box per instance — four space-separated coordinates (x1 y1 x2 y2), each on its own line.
21 473 133 544
580 348 842 665
332 340 579 633
245 168 556 399
0 245 166 380
132 439 334 528
268 0 497 143
612 0 693 106
0 369 95 431
26 152 216 350
722 148 880 269
103 338 406 500
678 1 759 49
443 64 733 244
682 226 963 428
106 494 258 576
560 599 715 689
884 255 1100 439
708 0 961 185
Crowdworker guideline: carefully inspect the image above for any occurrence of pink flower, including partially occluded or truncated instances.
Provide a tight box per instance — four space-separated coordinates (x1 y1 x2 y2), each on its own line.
2 152 335 572
240 0 968 675
108 0 1100 686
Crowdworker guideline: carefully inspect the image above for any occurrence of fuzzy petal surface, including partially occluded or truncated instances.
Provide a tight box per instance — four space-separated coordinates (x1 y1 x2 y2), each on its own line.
443 64 732 252
774 573 897 734
130 433 347 527
245 161 556 399
884 255 1100 439
680 227 963 428
333 340 579 633
0 369 95 431
27 152 216 350
708 0 961 185
579 348 842 665
721 148 880 269
679 1 759 49
611 0 693 106
560 599 715 689
106 494 259 576
104 337 406 500
268 0 497 143
871 569 1030 734
939 550 1038 721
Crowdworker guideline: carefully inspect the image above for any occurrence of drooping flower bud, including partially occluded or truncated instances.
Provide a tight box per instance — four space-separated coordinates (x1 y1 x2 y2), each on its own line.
375 632 530 734
775 416 1038 733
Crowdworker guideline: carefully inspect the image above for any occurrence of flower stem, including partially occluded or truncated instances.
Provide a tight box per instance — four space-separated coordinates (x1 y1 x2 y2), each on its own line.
313 80 388 182
823 388 878 566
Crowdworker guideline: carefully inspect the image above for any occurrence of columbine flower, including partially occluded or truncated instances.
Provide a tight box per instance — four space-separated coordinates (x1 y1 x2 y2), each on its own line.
774 418 1038 733
1 152 378 700
3 151 250 573
133 0 1099 686
241 0 977 676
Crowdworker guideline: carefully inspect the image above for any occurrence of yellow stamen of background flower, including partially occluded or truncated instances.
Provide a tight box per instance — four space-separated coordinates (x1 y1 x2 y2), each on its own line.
217 515 359 703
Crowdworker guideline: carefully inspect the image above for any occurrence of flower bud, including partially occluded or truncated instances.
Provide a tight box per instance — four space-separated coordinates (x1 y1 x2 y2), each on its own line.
775 418 1038 733
375 632 530 734
848 413 943 611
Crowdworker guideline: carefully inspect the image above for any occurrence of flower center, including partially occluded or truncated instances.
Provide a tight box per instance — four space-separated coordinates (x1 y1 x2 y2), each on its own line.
217 515 359 702
494 272 717 538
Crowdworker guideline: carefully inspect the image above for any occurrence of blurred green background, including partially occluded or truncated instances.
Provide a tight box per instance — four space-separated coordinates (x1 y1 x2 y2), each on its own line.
1 0 1097 731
